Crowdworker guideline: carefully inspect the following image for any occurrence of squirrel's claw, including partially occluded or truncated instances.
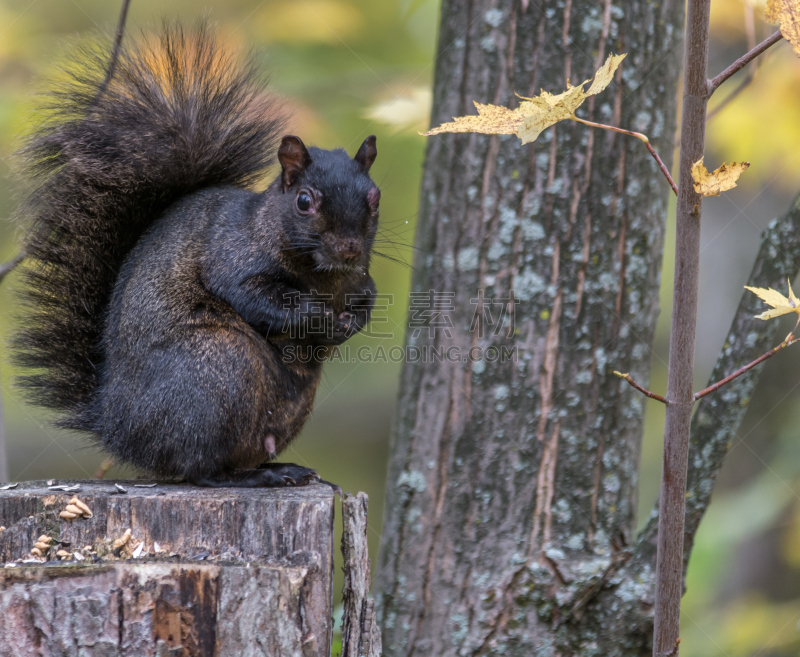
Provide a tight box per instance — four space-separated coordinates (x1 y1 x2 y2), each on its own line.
319 478 343 498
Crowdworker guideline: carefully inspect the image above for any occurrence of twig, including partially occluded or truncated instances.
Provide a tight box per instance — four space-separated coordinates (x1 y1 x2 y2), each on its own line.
694 335 797 400
707 30 783 96
95 0 132 101
0 252 25 285
571 116 678 195
613 371 668 404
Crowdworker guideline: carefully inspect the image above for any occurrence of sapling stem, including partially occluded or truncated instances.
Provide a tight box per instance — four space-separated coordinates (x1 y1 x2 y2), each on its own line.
571 116 678 195
707 30 783 95
653 0 711 653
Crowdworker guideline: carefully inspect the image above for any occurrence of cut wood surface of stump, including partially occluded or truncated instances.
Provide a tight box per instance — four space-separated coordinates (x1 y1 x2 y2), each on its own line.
0 480 335 657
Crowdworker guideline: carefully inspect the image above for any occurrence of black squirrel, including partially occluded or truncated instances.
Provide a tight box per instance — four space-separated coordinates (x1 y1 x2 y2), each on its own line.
12 25 379 487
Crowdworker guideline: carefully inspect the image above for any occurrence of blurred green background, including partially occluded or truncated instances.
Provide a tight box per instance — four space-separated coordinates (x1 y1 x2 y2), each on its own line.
0 0 799 654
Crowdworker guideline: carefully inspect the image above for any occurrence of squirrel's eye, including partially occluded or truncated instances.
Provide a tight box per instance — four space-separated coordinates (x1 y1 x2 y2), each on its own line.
296 192 312 213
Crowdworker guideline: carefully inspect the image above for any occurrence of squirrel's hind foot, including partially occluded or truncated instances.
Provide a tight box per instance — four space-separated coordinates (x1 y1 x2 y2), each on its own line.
191 463 319 488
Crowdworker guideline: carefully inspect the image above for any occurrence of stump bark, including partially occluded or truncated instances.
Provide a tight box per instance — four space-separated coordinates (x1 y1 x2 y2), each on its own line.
0 480 335 657
340 493 381 657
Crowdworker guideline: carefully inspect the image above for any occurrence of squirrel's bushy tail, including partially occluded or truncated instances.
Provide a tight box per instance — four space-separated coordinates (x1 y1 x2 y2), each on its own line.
13 23 285 431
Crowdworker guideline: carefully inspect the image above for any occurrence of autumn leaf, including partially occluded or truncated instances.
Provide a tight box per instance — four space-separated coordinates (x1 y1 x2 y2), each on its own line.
745 279 800 322
586 52 626 95
421 53 626 145
765 0 800 56
691 158 750 196
420 101 525 136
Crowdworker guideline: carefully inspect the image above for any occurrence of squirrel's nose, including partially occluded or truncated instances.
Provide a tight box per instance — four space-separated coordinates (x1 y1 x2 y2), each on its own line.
336 238 362 261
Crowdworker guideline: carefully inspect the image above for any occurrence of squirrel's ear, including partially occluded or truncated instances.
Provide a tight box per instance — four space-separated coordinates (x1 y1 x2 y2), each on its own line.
354 135 377 173
278 136 312 191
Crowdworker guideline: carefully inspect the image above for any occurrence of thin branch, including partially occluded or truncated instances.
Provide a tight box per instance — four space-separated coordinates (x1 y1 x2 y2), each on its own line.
571 116 678 195
613 371 668 404
707 30 783 96
94 0 132 101
694 334 797 400
643 141 678 196
0 252 25 285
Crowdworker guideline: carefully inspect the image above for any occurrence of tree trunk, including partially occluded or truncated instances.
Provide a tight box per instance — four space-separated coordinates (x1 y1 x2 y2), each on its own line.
0 480 335 656
375 0 684 654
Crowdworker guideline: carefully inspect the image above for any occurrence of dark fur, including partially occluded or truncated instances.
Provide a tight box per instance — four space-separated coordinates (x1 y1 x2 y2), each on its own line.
12 25 378 481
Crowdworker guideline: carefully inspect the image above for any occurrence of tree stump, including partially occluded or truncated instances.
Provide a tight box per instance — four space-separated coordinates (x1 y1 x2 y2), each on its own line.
0 480 335 657
340 493 381 657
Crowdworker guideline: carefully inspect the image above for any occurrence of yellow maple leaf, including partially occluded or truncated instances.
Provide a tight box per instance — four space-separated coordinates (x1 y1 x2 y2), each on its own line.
422 102 526 136
691 158 750 196
766 0 800 56
515 84 588 144
745 279 800 321
586 53 626 95
421 53 626 145
766 0 781 21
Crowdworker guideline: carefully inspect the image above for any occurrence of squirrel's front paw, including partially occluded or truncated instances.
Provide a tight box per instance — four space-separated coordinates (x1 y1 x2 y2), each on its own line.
312 311 358 345
335 311 358 338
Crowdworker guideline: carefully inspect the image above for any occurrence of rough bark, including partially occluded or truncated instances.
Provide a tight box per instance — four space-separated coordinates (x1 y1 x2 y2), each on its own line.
0 562 320 657
341 493 381 657
375 0 684 654
0 480 335 656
